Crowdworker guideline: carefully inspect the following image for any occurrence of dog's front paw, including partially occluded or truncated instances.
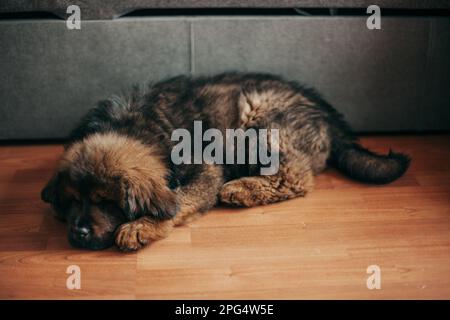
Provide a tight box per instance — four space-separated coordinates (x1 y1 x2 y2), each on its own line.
220 178 281 207
115 218 173 252
115 221 149 252
219 180 254 206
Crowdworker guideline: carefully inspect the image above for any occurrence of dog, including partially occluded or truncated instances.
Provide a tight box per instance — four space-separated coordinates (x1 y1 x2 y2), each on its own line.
41 73 410 251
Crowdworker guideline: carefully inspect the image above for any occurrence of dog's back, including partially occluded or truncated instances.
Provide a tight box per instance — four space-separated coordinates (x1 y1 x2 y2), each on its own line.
68 72 410 184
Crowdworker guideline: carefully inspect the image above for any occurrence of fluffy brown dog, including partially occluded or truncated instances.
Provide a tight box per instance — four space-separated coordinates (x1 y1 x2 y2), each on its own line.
41 73 410 251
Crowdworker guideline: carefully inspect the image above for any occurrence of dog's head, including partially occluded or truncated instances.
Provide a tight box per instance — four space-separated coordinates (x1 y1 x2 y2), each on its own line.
41 133 179 250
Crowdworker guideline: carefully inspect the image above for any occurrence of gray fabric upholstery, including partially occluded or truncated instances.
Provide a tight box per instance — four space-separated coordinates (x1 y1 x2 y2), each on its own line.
421 18 450 129
0 19 190 139
0 15 449 139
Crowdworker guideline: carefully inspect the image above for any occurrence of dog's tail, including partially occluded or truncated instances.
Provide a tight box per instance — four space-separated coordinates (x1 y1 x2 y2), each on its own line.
330 138 410 184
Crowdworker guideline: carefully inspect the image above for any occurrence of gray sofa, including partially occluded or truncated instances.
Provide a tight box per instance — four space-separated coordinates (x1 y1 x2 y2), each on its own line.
1 1 449 140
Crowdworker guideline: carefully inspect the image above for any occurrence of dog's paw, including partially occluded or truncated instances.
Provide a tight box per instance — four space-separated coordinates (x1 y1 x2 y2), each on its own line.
220 178 286 207
219 180 254 207
115 221 150 252
115 218 173 251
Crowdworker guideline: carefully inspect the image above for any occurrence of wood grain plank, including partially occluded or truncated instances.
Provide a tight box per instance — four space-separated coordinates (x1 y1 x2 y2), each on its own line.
0 135 449 299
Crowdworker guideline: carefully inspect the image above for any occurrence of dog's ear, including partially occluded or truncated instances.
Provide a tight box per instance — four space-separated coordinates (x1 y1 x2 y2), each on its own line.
41 174 59 204
119 177 179 221
41 172 71 221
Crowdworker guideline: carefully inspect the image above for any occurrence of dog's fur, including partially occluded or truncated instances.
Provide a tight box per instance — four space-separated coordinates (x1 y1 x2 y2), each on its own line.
41 72 410 251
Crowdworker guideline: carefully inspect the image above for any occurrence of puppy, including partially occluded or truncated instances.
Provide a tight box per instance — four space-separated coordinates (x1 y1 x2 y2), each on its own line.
41 73 410 251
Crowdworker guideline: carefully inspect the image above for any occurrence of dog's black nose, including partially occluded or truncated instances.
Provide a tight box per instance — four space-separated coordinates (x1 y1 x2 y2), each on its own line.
72 226 91 242
76 227 90 239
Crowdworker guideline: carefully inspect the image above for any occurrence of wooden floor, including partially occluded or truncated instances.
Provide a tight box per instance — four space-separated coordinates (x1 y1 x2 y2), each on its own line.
0 135 449 299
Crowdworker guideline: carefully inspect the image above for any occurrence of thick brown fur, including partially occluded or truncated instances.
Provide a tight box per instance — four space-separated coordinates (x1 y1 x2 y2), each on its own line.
41 72 410 251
